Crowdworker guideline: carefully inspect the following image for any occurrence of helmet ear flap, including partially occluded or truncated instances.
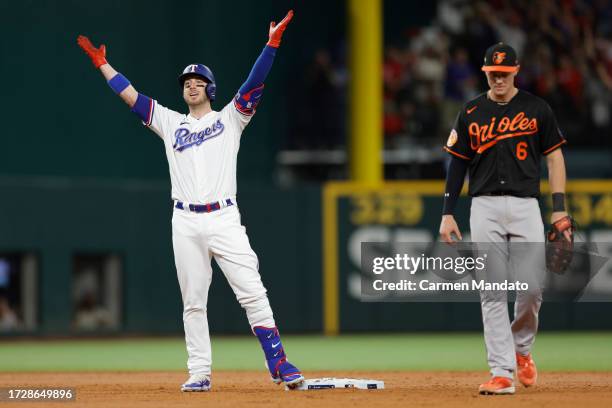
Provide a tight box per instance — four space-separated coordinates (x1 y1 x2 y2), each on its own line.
206 82 216 102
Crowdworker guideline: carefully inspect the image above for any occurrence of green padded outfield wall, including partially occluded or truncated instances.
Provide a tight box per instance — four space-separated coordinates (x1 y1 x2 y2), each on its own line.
3 178 611 336
0 178 323 335
326 182 612 333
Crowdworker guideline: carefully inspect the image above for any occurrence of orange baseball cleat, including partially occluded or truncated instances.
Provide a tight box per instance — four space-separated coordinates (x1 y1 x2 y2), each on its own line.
516 352 538 387
478 376 515 395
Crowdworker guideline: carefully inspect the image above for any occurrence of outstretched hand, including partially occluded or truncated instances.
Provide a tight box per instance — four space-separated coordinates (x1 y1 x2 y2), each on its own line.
267 10 294 48
77 35 108 68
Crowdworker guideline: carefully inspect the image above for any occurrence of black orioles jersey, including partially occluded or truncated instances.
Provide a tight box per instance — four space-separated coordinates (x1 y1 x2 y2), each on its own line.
444 90 566 197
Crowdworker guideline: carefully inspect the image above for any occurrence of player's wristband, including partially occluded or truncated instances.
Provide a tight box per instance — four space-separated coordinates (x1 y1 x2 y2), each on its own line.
108 73 130 95
552 192 566 212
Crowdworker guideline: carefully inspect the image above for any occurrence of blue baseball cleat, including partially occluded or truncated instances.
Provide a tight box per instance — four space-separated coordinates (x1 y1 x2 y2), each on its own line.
254 326 305 388
269 359 304 387
181 374 211 392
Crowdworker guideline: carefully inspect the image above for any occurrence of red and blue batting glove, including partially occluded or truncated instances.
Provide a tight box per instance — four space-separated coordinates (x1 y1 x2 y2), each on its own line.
267 10 294 48
77 35 108 68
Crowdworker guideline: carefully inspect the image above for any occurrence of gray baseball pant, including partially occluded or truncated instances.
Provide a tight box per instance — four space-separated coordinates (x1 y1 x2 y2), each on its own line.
470 196 545 379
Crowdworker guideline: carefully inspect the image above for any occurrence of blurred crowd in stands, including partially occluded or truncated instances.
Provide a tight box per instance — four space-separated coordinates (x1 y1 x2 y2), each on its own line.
288 49 348 150
289 0 612 151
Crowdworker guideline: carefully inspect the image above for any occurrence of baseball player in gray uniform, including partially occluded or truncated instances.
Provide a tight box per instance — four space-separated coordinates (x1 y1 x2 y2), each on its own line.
77 10 304 392
439 43 570 395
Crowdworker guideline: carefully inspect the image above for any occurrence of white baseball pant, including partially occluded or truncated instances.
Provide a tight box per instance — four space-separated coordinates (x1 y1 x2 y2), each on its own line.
172 204 276 375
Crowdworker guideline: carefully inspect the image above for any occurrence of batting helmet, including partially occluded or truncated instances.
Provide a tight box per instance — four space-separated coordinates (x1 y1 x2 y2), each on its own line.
178 64 216 102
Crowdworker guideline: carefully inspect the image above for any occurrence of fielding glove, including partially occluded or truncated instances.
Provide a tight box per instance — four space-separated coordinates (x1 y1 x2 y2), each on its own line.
546 215 576 274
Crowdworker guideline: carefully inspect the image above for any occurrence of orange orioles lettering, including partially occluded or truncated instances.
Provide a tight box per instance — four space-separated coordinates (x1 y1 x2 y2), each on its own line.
468 112 538 154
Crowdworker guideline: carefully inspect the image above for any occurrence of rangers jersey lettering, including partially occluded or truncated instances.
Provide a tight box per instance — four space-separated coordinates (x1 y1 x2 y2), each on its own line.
145 101 252 204
173 119 225 151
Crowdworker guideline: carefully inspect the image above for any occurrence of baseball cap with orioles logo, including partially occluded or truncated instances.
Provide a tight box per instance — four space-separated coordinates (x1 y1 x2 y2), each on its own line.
482 43 519 73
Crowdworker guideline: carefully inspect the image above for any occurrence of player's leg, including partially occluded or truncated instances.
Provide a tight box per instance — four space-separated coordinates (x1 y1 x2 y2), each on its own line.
507 197 545 352
471 197 516 394
477 255 515 380
208 205 304 386
511 292 542 355
507 197 545 386
172 210 214 391
208 207 274 328
511 291 540 388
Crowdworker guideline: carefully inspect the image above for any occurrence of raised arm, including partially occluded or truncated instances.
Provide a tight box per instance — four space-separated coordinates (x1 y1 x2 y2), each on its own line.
77 35 138 107
234 10 294 115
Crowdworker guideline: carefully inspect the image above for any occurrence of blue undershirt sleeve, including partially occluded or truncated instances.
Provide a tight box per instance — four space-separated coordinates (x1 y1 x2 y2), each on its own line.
131 93 154 125
234 45 277 115
442 157 468 215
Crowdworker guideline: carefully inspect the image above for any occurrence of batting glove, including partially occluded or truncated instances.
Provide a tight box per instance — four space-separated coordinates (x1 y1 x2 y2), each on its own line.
267 10 294 48
77 35 108 68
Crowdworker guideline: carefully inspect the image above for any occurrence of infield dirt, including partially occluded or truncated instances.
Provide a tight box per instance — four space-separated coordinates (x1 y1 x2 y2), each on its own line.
1 371 610 408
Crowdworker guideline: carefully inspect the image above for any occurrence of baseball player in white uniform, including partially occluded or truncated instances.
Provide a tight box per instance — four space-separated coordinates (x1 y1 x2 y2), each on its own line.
77 10 304 392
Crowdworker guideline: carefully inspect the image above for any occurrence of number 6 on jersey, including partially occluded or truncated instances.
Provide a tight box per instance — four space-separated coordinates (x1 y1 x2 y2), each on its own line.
516 141 528 160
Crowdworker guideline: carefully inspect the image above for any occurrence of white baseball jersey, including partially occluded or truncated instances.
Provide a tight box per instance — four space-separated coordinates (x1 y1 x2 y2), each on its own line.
143 99 274 376
144 101 252 204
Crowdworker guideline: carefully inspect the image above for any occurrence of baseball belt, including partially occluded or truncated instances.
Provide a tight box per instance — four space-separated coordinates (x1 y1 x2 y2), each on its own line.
174 198 234 213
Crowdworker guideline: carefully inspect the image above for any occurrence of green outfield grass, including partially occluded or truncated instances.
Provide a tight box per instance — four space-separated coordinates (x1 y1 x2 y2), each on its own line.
1 332 611 372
